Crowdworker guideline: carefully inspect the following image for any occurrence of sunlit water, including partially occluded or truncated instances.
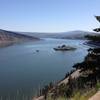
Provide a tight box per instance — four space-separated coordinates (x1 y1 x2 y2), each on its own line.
0 38 89 99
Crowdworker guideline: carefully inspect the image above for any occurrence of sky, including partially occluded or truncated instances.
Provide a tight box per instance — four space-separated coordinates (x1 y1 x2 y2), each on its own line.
0 0 100 32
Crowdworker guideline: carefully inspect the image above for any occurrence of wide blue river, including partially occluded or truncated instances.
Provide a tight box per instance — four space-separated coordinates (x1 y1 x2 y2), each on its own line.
0 38 89 99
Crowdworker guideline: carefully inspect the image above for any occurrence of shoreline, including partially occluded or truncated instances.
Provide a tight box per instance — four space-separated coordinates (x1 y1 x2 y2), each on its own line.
0 39 40 48
84 41 100 47
33 69 81 100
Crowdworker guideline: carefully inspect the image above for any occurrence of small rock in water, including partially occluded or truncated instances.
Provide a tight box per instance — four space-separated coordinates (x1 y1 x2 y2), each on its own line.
36 50 39 52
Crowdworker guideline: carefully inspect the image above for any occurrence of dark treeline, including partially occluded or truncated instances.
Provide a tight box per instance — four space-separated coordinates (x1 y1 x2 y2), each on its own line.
85 35 100 42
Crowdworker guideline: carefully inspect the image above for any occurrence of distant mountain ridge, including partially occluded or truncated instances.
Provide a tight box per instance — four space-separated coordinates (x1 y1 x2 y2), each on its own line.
0 29 98 44
21 30 98 39
0 29 39 43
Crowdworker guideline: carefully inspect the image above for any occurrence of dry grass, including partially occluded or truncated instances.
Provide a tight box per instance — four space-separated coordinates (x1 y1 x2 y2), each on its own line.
72 88 97 100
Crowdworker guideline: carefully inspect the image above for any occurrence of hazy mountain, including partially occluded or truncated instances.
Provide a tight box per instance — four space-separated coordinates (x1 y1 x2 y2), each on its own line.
0 29 98 44
22 30 98 39
0 29 39 43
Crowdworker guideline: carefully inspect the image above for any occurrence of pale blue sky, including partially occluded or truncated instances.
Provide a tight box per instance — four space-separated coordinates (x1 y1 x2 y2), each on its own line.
0 0 100 32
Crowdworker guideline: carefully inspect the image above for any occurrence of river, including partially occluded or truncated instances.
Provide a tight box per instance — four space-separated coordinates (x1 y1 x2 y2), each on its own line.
0 38 89 99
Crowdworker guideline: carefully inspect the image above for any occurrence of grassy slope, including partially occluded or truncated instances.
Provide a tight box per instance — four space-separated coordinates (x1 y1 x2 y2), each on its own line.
47 89 97 100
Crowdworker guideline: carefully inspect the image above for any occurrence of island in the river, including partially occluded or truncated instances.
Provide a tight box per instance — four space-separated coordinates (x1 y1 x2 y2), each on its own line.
53 44 76 51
